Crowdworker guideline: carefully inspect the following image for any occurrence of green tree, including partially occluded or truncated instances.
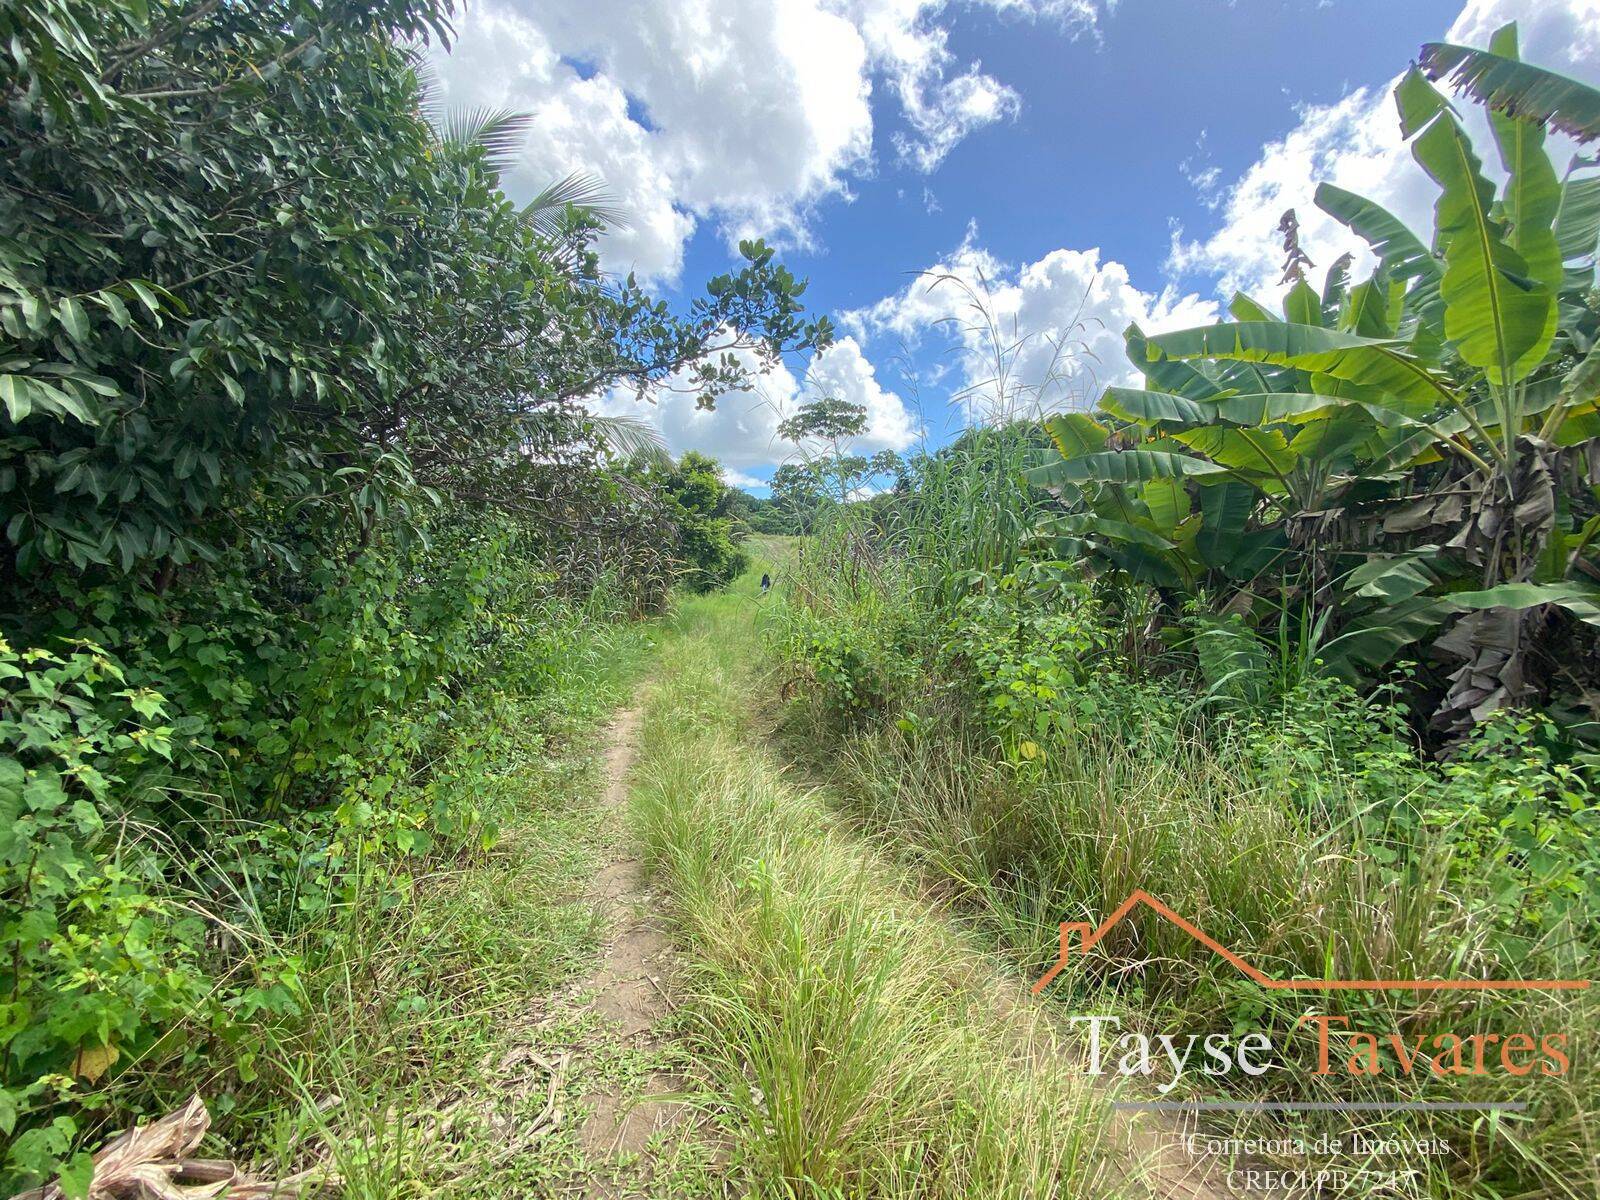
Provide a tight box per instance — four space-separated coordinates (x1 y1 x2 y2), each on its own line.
634 452 749 592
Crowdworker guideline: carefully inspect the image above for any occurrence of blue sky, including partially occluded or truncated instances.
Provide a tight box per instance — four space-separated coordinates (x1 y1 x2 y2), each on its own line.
685 0 1457 308
433 0 1600 490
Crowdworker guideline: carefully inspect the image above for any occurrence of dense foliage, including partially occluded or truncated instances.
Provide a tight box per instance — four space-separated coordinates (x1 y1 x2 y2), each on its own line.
0 0 826 1187
1030 24 1600 746
628 451 749 592
769 25 1600 1200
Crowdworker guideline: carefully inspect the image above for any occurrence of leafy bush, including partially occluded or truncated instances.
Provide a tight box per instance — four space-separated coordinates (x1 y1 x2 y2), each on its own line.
630 452 750 593
0 0 834 1183
0 639 203 1190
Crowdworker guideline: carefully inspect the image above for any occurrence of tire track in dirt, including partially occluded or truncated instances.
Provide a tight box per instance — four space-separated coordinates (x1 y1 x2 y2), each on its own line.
571 693 1254 1199
572 705 686 1196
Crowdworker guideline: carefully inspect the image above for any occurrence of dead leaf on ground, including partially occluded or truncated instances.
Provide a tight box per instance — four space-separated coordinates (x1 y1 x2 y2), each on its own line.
7 1096 338 1200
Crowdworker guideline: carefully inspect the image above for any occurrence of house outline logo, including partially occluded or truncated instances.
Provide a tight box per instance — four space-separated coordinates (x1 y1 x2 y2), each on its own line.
1031 889 1592 995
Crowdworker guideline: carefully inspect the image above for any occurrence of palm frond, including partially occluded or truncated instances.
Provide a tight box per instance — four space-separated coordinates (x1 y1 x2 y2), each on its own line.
523 170 632 235
1419 42 1600 143
435 107 535 177
589 413 671 466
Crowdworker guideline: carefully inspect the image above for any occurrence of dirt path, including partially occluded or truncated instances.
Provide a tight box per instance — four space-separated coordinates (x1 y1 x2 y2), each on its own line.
1115 1108 1240 1200
567 639 1256 1199
571 705 687 1195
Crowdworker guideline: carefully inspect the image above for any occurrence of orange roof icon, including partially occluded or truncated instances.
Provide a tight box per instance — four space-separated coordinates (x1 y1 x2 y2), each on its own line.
1032 890 1591 995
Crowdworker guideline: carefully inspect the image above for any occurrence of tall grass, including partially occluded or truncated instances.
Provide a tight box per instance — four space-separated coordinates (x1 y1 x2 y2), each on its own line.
769 399 1600 1199
804 697 1599 1198
627 570 1125 1199
147 596 661 1198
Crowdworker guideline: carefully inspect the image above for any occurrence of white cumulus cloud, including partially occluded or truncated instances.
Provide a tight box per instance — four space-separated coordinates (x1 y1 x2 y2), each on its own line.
429 0 1112 279
846 226 1218 417
594 335 919 479
1166 0 1600 304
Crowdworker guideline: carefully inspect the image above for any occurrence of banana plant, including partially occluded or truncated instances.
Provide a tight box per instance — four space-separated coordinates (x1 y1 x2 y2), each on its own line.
1029 23 1600 736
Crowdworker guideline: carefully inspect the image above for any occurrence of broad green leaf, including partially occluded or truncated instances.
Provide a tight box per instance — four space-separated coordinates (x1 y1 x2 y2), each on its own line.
56 297 90 344
1210 392 1338 425
0 374 34 422
1026 449 1227 488
1139 476 1190 534
1048 513 1174 550
1283 281 1322 327
1565 339 1600 405
1124 323 1226 400
1339 270 1396 338
1395 66 1450 138
1207 390 1430 425
1315 183 1448 339
57 1150 95 1200
1099 387 1210 427
1322 596 1453 677
127 280 163 325
1420 39 1600 144
1043 412 1107 459
1173 426 1297 480
1228 293 1276 323
1289 408 1378 463
1321 253 1354 317
1345 548 1444 603
1446 580 1600 626
1412 103 1556 384
1195 480 1255 566
1555 174 1600 263
1144 322 1455 409
0 375 97 424
1485 25 1562 293
1102 542 1185 588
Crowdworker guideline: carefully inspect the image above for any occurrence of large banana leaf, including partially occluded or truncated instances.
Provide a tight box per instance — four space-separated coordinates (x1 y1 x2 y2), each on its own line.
1566 340 1600 406
1289 408 1379 464
1445 580 1600 626
1409 80 1557 385
1043 412 1107 459
1172 426 1298 480
1026 449 1227 488
1321 596 1454 679
1209 392 1344 425
1099 387 1211 427
1284 281 1323 327
1140 476 1190 534
1321 254 1354 319
1102 543 1187 588
1555 174 1600 264
1314 184 1441 284
1229 293 1277 323
1124 324 1227 400
1420 39 1600 143
1484 25 1563 294
1144 322 1454 408
1044 513 1174 551
1191 483 1286 579
1194 481 1254 565
1345 548 1446 604
1340 270 1398 338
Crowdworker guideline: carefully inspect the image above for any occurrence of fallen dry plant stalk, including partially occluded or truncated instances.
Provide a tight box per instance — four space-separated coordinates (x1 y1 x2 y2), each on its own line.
9 1096 337 1200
